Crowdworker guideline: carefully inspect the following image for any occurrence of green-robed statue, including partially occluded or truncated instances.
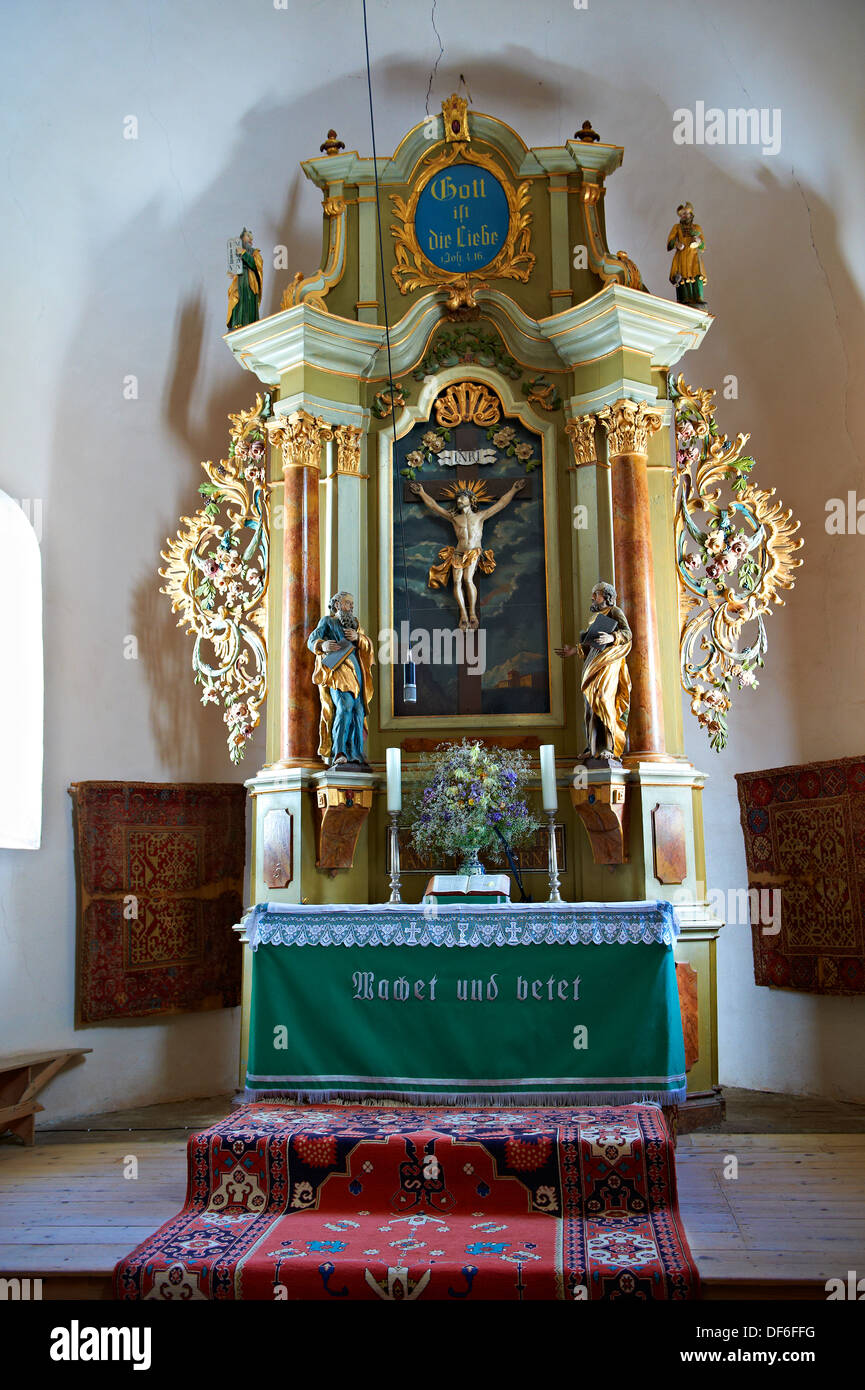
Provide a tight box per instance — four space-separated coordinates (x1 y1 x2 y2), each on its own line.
227 228 263 330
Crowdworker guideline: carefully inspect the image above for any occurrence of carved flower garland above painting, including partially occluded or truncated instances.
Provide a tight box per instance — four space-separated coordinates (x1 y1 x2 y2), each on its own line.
671 375 802 751
412 327 522 383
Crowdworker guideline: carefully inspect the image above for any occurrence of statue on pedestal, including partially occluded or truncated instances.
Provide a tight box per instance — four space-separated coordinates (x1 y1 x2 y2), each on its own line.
307 591 375 769
556 582 632 763
227 228 263 330
409 476 526 630
666 203 707 306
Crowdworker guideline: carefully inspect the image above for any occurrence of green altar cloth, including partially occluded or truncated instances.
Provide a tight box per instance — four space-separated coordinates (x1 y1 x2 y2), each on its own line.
242 902 686 1106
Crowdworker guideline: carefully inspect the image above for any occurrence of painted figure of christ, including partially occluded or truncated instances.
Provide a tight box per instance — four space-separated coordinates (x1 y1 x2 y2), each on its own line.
409 476 526 629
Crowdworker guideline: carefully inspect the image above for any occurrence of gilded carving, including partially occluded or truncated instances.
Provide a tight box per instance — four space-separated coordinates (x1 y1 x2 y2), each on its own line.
672 374 803 749
522 375 562 412
596 398 663 458
442 92 470 143
333 423 363 476
580 177 643 289
390 125 534 309
434 380 501 428
268 409 334 471
159 394 272 764
281 195 348 313
565 415 598 466
371 383 406 419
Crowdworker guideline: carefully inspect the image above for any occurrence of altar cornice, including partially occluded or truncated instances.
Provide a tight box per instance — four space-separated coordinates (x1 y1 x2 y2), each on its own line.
538 286 713 370
224 284 712 388
299 111 625 189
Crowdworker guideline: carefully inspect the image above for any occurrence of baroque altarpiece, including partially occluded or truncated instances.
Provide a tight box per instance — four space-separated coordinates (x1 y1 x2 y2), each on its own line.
163 99 801 1121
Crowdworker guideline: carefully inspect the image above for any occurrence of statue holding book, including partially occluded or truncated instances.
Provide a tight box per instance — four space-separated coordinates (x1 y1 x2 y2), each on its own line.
556 581 632 763
307 591 375 768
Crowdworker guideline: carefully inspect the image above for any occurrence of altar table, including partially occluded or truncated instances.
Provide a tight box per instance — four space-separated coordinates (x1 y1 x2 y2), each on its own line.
240 901 686 1106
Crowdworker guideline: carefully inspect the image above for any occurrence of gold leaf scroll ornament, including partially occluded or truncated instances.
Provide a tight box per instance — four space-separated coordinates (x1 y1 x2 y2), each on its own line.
159 395 271 764
671 374 802 750
390 113 534 312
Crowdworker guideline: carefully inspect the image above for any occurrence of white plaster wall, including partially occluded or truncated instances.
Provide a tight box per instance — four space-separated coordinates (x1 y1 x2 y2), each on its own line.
2 0 862 1118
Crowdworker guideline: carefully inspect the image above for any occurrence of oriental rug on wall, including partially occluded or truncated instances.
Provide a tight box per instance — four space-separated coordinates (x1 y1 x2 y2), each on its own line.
114 1101 698 1300
70 781 245 1024
736 756 865 995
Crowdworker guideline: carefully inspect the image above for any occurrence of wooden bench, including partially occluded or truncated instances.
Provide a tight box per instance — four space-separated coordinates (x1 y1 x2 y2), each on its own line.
0 1048 92 1146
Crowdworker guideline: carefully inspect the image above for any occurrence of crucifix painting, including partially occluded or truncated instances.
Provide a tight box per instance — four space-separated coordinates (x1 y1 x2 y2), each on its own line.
393 382 551 719
408 475 527 629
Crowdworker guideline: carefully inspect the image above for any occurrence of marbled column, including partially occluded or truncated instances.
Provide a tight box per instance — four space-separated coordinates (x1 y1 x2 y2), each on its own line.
596 399 666 759
267 410 334 766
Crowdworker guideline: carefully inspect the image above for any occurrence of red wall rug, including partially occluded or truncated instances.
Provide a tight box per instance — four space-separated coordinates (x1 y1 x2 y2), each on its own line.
736 756 865 995
70 781 245 1023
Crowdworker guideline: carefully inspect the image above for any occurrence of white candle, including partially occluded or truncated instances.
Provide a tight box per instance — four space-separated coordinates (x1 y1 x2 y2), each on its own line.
540 744 558 812
386 747 402 813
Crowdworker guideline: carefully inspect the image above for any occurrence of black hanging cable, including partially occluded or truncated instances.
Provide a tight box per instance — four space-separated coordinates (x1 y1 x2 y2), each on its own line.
362 0 416 700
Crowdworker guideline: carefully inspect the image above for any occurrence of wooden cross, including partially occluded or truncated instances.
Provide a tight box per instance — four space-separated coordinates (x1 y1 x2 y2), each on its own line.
402 477 533 504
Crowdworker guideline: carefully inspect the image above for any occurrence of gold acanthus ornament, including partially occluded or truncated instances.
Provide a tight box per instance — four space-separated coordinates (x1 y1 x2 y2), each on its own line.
333 424 363 476
160 395 272 764
671 374 803 750
565 415 598 466
267 409 334 469
596 399 664 457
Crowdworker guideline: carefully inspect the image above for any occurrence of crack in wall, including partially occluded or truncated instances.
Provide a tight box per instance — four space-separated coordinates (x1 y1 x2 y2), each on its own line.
425 0 445 115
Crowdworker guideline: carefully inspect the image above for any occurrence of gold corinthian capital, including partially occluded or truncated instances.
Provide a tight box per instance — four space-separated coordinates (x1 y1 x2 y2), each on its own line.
267 410 335 470
596 399 664 459
333 424 363 476
565 415 598 466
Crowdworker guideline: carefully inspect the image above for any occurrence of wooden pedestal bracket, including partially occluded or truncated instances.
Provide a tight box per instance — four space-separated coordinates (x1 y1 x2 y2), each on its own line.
570 779 630 864
313 785 373 875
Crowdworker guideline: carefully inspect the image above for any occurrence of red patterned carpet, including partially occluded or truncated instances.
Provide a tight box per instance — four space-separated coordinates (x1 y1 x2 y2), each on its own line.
115 1103 698 1300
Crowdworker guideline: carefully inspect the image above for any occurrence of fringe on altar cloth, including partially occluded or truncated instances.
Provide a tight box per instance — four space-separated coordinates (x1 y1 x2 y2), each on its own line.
241 1087 685 1108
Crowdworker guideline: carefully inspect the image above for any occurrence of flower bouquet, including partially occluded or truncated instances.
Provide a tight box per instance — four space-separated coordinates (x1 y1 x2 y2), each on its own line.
408 739 540 875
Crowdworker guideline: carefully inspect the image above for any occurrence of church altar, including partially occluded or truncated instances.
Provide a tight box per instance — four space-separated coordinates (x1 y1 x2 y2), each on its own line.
158 93 803 1130
239 900 686 1106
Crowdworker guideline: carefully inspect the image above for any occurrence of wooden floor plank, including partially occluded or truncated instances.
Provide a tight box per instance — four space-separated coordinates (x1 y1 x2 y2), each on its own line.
1 1125 862 1296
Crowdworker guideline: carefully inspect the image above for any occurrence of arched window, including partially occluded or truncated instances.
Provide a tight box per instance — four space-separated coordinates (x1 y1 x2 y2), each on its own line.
0 490 43 849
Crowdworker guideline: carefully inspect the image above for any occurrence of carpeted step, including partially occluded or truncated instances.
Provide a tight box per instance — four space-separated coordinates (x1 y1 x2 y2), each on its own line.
115 1103 698 1300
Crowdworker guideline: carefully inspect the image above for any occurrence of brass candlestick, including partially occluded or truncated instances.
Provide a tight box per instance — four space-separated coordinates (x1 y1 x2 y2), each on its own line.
387 812 402 903
546 811 562 903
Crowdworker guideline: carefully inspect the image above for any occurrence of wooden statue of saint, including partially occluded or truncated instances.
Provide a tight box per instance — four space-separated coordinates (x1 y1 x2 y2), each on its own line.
666 202 707 307
556 581 632 763
307 591 375 769
227 228 263 330
409 475 526 630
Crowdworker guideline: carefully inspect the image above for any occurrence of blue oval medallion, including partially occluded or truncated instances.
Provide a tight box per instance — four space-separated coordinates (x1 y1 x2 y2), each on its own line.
414 162 510 274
